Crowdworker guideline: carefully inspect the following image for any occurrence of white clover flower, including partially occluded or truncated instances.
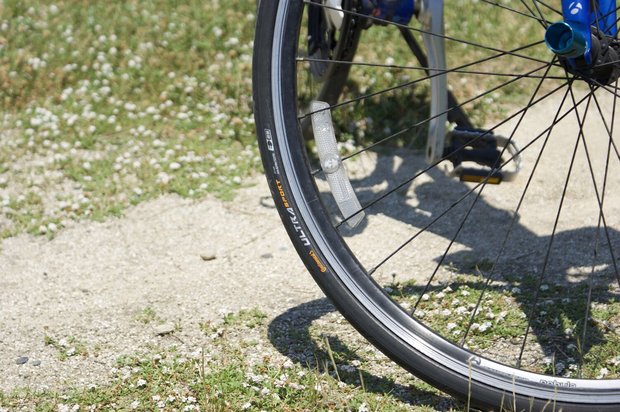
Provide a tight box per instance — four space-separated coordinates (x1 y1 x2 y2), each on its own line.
225 37 240 47
479 322 492 332
157 172 172 184
597 368 609 379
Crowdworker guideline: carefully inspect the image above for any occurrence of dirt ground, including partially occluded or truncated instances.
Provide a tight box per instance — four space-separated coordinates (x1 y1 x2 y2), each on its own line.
0 180 327 392
1 90 618 398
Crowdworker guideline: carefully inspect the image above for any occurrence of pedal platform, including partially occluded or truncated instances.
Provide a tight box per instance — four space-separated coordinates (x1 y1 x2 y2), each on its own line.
443 128 522 185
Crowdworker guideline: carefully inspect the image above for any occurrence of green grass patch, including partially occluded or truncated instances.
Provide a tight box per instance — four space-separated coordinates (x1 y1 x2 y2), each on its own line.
1 308 455 411
0 0 260 239
386 274 620 379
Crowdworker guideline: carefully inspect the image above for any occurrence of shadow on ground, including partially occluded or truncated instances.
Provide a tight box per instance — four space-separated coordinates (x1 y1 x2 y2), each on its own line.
267 297 461 411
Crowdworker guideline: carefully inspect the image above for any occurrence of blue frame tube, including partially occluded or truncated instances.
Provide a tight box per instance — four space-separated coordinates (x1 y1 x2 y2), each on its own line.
546 0 618 63
597 0 618 36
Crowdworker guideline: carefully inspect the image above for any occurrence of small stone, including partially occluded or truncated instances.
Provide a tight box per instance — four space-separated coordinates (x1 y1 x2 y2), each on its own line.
260 253 273 259
15 356 28 365
31 360 41 366
154 323 176 336
200 251 216 261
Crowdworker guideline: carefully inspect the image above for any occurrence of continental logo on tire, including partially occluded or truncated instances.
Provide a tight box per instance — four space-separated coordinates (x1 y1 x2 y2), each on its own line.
309 249 327 273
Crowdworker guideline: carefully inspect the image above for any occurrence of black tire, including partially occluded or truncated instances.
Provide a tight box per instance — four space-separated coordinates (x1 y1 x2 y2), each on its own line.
253 1 620 410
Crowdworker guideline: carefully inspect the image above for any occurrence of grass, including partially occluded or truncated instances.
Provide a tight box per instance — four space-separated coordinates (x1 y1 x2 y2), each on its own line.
0 307 455 411
0 0 259 239
43 335 90 361
386 272 620 379
0 0 555 239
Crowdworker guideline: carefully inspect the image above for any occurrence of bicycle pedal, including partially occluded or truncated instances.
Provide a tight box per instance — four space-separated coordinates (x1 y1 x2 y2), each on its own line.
446 128 522 183
454 167 503 185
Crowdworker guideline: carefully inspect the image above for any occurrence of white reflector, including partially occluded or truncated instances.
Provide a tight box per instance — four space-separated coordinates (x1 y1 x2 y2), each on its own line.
310 101 365 228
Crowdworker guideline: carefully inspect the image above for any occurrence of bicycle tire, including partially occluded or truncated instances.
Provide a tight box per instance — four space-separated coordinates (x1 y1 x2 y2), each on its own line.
253 1 620 410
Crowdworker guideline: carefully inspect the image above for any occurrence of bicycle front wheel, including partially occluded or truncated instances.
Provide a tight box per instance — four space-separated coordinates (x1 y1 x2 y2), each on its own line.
253 1 620 410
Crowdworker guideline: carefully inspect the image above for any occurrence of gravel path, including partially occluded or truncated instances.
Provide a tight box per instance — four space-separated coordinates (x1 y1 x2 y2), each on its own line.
0 180 324 392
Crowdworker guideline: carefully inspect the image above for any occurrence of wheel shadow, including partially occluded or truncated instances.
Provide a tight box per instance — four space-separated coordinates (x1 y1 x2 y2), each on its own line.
267 297 461 410
314 145 620 372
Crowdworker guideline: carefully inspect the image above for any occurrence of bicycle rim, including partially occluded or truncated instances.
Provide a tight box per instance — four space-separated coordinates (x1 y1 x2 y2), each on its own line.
253 1 620 409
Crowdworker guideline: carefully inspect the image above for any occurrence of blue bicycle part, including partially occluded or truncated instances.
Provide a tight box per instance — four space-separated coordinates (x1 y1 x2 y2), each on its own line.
360 0 415 25
546 0 593 62
545 0 619 84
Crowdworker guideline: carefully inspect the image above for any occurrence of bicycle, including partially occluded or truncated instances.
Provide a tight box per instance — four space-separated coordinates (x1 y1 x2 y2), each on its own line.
252 1 620 410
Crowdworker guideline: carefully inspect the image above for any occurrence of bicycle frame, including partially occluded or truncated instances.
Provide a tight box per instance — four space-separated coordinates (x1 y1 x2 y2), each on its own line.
546 0 618 64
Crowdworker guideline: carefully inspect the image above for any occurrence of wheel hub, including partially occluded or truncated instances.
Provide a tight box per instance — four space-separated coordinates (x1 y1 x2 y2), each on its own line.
546 23 620 85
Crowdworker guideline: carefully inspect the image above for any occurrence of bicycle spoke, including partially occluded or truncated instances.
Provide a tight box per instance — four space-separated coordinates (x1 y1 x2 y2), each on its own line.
578 83 617 377
517 86 595 368
587 78 620 100
366 84 594 278
529 0 550 28
532 0 562 16
337 75 568 228
297 56 565 80
518 0 548 28
477 0 549 26
592 89 620 168
304 0 559 67
338 62 554 162
461 85 573 346
411 61 559 314
574 93 620 292
298 40 550 121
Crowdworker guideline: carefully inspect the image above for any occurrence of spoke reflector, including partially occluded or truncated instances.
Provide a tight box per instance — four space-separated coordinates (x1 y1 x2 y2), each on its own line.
311 101 365 228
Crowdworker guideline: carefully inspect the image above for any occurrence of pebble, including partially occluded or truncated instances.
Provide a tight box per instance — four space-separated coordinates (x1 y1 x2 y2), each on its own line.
260 253 273 259
31 360 41 366
154 323 176 336
15 356 28 365
200 251 216 261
